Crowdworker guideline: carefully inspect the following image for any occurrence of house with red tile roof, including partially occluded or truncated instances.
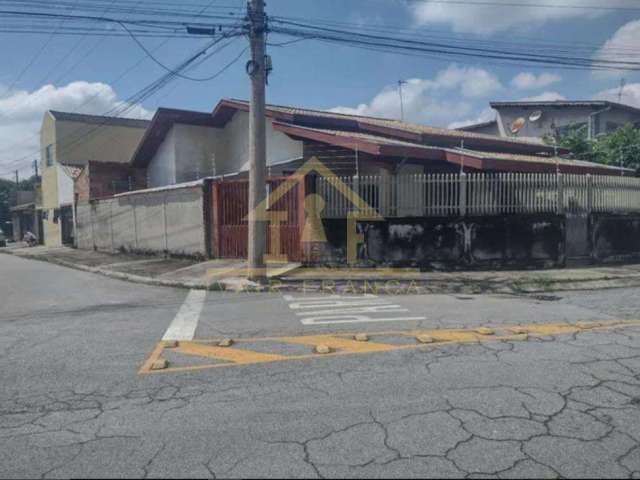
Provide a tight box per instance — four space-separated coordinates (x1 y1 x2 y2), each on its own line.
131 98 628 188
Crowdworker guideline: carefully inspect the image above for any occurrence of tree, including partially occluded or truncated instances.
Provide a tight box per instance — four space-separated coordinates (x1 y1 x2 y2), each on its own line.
550 123 640 174
592 124 640 173
0 176 37 237
555 125 593 159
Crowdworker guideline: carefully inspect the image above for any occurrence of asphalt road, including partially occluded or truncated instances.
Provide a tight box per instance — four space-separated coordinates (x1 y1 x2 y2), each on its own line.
2 254 640 478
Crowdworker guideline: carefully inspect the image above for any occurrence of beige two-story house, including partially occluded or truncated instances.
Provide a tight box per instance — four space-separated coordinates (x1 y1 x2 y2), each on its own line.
39 111 150 246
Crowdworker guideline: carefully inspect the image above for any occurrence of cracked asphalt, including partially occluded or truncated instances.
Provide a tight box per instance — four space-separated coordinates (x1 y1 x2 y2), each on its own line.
2 254 640 478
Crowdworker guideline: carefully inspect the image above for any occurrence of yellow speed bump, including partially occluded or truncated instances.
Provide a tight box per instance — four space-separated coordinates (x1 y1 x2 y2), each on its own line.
476 327 495 335
416 334 435 344
315 345 331 354
151 359 169 370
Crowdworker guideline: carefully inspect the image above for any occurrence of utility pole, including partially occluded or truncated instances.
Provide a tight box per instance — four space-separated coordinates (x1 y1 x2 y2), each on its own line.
618 78 626 102
398 80 406 121
33 159 38 179
247 0 267 282
14 169 19 186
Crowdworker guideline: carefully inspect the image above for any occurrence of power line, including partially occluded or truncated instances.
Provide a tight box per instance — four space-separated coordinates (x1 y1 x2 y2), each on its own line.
400 0 640 12
5 30 245 169
118 21 245 82
268 18 640 72
1 0 83 94
0 4 244 161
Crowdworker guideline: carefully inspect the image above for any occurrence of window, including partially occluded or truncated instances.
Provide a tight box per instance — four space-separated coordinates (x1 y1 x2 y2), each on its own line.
45 144 53 167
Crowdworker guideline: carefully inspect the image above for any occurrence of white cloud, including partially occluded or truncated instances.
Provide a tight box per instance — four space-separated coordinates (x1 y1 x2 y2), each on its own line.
511 72 561 90
593 19 640 77
593 82 640 108
0 81 151 175
330 64 501 126
434 65 503 98
409 0 602 35
519 91 567 102
448 107 495 129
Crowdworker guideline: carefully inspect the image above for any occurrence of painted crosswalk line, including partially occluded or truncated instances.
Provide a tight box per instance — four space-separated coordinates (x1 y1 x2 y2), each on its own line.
283 294 426 325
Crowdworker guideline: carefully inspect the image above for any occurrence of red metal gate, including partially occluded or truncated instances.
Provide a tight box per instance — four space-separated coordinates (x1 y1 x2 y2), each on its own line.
212 176 304 262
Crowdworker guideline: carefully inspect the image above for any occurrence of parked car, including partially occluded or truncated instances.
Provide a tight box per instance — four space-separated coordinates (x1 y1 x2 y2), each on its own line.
0 228 6 247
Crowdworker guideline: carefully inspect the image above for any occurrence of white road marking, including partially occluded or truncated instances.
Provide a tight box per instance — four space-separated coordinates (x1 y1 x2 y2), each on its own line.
300 315 426 325
283 294 426 326
162 290 207 341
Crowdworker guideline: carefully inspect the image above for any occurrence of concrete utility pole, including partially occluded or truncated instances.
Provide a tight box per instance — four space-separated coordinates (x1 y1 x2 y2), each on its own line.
247 0 267 281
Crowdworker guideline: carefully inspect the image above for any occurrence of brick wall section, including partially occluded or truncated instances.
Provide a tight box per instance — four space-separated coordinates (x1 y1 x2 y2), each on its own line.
75 162 148 202
75 167 90 203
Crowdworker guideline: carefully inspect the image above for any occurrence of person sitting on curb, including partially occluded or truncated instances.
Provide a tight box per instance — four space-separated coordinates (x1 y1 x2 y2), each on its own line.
23 230 37 247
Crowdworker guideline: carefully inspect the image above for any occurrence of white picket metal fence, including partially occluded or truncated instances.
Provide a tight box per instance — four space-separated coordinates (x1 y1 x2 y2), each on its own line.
316 173 640 218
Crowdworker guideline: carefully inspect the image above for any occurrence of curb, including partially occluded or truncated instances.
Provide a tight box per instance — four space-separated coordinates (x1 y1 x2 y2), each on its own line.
3 249 640 295
0 249 219 291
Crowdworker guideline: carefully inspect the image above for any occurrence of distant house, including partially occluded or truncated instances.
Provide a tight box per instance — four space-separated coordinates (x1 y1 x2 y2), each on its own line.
460 100 640 141
131 99 624 186
39 111 150 246
10 190 36 242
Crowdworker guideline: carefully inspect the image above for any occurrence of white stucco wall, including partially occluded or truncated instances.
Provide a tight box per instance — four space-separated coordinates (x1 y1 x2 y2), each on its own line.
148 127 177 187
216 111 303 175
145 112 304 188
173 123 219 183
57 166 74 206
76 185 205 256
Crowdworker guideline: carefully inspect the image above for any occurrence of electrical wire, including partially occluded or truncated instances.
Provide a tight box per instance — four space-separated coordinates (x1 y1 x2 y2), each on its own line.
267 18 640 72
5 31 246 169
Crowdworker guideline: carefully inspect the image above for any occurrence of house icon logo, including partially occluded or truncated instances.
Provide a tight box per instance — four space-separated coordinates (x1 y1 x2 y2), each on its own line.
207 156 385 282
248 156 384 265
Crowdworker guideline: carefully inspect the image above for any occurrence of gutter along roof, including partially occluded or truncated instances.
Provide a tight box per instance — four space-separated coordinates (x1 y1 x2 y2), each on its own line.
272 122 626 175
49 110 151 129
489 100 640 116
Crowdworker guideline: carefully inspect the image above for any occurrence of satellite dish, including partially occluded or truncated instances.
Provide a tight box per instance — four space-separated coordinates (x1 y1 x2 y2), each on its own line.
529 110 543 122
510 117 526 134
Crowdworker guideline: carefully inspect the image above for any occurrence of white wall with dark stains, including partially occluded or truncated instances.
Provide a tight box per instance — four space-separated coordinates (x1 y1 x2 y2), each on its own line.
148 127 177 187
216 110 303 174
145 111 303 187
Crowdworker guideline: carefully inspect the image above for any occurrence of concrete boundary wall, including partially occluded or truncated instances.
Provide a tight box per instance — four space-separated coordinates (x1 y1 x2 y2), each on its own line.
76 183 206 257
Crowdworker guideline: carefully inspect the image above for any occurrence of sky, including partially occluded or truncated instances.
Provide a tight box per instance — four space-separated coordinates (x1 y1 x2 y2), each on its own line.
0 0 639 178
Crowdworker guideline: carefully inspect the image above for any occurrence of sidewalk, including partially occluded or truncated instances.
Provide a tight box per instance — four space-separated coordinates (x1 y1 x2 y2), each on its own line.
3 244 640 294
0 245 300 291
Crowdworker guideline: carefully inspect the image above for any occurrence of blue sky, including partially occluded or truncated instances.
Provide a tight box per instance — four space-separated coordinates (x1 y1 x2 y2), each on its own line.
1 0 639 176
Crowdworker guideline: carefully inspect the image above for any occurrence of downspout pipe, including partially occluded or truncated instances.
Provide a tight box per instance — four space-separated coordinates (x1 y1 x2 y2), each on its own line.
587 106 611 140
